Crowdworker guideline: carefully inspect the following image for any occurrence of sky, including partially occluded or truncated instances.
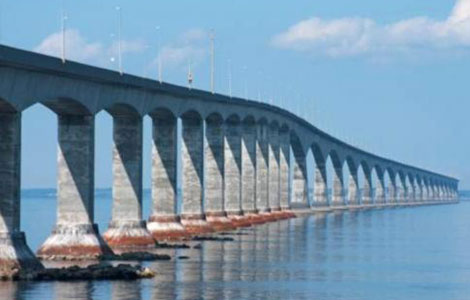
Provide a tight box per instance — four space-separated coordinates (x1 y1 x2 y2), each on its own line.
0 0 468 189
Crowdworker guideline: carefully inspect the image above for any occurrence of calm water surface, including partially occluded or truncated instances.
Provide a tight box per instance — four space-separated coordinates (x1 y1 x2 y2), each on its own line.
1 190 469 300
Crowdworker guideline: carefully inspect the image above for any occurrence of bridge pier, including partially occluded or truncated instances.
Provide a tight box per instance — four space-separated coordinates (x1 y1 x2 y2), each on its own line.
224 118 248 227
291 148 309 214
409 179 417 204
388 175 398 204
180 112 213 234
103 114 154 248
279 127 294 218
241 118 258 224
331 164 346 208
255 121 272 222
204 115 233 231
313 161 328 208
38 115 111 259
147 112 186 240
375 171 386 205
362 169 373 206
268 123 283 220
0 113 43 277
348 169 360 208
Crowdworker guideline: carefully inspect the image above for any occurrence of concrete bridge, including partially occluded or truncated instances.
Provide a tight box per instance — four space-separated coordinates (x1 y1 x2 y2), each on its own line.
0 45 458 276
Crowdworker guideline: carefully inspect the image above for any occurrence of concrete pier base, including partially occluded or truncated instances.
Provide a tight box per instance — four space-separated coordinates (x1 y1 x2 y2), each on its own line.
181 215 214 235
147 216 188 240
0 232 43 278
103 221 155 249
37 224 111 260
205 212 236 231
227 212 253 227
0 113 43 277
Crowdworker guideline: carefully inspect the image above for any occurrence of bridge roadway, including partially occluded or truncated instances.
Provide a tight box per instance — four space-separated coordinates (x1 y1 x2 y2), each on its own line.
0 45 459 277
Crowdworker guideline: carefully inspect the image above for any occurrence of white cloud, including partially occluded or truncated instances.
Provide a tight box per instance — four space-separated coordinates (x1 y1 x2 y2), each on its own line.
158 28 209 69
272 0 470 57
34 29 146 65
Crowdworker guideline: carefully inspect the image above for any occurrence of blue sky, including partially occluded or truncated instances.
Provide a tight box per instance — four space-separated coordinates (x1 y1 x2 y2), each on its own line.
1 0 468 189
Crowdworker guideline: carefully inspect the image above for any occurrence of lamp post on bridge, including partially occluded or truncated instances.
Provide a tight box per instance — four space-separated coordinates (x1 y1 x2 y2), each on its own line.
156 25 162 84
61 9 68 63
210 29 215 94
116 6 123 75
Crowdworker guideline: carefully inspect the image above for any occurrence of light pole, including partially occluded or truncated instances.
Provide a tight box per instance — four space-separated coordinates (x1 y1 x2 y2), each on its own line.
188 59 193 89
210 29 215 94
61 10 68 63
156 26 162 83
116 6 122 75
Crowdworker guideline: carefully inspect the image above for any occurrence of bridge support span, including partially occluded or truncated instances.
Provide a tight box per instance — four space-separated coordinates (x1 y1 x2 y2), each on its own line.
0 113 43 277
0 45 459 273
38 115 111 259
103 114 154 249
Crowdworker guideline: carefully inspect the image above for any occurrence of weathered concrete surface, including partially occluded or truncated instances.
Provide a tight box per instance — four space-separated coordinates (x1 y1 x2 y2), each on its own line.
278 128 295 219
103 114 154 248
224 118 251 226
313 162 328 207
180 112 213 234
204 115 234 231
256 122 269 214
291 148 309 210
0 113 43 277
348 169 360 207
375 171 386 204
240 119 258 222
268 124 281 213
38 115 112 259
362 169 373 205
147 112 186 240
331 165 345 207
388 176 397 204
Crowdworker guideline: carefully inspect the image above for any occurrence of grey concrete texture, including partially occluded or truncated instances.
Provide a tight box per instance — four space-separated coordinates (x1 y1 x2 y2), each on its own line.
110 115 143 222
224 118 242 214
150 112 177 217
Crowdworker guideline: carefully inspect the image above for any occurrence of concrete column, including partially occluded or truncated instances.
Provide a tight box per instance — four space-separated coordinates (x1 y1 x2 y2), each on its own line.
224 118 247 226
397 176 406 203
409 179 416 203
0 113 43 277
268 124 281 217
103 114 153 248
241 118 257 219
291 149 308 210
279 128 290 211
180 112 212 234
348 168 360 206
375 171 386 204
388 177 397 204
428 184 434 202
147 112 186 240
38 114 111 259
313 160 328 207
204 115 233 231
362 169 373 205
256 122 269 214
331 165 345 207
422 182 428 201
417 181 424 202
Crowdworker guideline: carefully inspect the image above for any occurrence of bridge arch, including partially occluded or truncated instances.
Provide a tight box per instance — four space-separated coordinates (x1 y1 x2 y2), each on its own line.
42 97 93 116
0 97 18 113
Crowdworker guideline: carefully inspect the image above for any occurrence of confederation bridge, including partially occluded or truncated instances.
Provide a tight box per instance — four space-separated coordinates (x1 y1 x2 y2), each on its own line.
0 45 459 275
